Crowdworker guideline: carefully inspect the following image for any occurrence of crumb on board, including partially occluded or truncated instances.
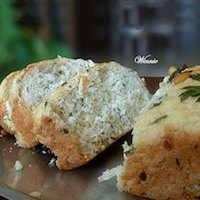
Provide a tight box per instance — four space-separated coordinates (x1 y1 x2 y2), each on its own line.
29 191 41 199
14 160 23 171
98 165 123 182
9 147 12 153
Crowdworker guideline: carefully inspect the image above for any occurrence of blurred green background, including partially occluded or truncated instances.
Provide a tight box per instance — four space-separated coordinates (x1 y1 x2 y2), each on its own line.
0 0 72 81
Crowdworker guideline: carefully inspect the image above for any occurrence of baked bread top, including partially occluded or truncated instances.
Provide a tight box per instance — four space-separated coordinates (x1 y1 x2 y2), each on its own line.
133 65 200 148
116 65 200 199
33 61 150 170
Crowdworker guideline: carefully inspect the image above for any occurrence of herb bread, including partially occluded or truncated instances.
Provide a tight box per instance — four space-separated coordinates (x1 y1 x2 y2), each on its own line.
33 62 150 170
116 65 200 199
1 57 95 148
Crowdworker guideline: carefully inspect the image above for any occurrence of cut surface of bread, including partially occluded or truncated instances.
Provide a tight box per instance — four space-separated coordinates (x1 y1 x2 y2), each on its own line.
34 62 150 170
20 58 94 109
117 65 200 200
4 57 95 148
0 71 20 134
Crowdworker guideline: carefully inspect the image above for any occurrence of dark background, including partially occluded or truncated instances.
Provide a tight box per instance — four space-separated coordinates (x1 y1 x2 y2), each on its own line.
0 0 200 80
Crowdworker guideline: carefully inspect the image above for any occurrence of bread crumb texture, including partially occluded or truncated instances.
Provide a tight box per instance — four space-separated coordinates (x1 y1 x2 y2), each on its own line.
21 58 95 108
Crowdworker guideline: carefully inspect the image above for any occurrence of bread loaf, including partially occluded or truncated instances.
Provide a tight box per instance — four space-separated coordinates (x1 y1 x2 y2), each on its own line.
33 61 150 170
0 57 95 147
116 65 200 199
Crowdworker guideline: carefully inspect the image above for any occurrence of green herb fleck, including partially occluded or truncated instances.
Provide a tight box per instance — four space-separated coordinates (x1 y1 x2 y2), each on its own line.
182 64 191 70
190 73 200 81
44 101 48 107
149 101 162 109
179 86 200 102
153 115 168 124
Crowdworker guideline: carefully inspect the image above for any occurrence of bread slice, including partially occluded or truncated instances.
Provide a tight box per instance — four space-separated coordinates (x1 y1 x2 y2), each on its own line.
33 62 150 170
116 65 200 199
7 57 95 148
0 71 20 134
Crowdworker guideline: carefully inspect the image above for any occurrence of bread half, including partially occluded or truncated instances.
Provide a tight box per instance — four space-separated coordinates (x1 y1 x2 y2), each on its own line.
4 57 95 148
117 65 200 199
33 62 150 170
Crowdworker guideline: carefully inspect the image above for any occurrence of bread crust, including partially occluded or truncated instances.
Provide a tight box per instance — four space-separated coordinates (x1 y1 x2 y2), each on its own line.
0 100 8 132
11 99 37 148
36 116 89 170
0 71 20 134
8 70 37 148
119 126 200 200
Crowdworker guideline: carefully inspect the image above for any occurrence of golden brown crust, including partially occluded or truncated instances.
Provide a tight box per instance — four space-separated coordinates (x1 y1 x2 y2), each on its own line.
7 70 37 148
0 71 20 134
35 116 89 170
0 100 8 132
11 99 37 148
119 126 200 200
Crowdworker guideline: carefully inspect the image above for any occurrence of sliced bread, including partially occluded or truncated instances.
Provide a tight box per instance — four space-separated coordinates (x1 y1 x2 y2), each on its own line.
33 62 150 170
6 57 95 148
